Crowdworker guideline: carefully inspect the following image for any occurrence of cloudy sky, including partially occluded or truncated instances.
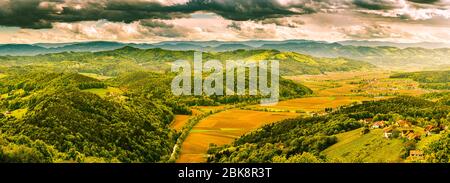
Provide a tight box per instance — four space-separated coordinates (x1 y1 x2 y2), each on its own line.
0 0 449 43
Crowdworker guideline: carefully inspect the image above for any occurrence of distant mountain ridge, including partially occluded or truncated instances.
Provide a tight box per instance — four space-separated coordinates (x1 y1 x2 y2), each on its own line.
1 40 449 70
337 40 450 49
1 40 449 56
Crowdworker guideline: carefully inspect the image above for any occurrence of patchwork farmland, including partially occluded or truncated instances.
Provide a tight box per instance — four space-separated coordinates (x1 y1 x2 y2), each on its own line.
173 71 437 162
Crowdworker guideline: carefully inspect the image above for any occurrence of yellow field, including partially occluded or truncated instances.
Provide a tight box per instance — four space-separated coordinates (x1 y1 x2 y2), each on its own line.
3 108 28 119
79 72 113 80
170 115 190 131
195 105 230 113
177 109 299 162
250 96 381 113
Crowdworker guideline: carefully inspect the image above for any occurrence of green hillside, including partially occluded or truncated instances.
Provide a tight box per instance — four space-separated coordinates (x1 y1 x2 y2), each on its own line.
0 72 176 162
322 128 404 163
0 47 375 76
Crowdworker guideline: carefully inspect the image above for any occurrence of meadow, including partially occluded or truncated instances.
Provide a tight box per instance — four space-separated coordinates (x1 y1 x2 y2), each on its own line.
323 128 404 163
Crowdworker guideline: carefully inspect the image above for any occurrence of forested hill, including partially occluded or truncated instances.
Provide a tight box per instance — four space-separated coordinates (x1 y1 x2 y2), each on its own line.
110 71 313 107
0 67 313 162
0 47 375 76
0 72 176 162
207 96 450 163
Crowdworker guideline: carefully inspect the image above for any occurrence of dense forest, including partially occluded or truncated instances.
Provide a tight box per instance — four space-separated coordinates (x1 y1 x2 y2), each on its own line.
207 96 450 163
0 71 177 162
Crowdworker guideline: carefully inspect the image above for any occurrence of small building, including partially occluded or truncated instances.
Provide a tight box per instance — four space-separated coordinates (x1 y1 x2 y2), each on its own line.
409 150 424 159
372 121 385 129
424 125 440 136
401 129 415 137
4 111 11 115
384 127 393 138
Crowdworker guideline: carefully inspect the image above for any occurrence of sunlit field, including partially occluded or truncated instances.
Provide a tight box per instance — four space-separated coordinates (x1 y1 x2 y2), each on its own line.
177 109 299 162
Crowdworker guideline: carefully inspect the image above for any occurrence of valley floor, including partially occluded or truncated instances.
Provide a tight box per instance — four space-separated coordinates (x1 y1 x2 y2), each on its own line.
174 71 433 163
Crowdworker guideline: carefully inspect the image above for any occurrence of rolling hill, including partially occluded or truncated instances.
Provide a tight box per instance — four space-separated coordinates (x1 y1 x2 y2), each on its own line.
0 47 375 76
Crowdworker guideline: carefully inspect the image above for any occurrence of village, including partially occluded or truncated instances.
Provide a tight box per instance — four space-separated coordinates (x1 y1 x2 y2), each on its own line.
361 118 448 161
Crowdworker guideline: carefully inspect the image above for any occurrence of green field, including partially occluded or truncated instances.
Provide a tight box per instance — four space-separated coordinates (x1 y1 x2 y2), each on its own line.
323 128 404 163
82 87 123 97
79 73 113 80
5 108 28 119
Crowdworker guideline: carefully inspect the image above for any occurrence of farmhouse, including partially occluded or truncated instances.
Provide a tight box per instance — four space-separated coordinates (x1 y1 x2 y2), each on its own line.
371 121 385 129
424 125 440 136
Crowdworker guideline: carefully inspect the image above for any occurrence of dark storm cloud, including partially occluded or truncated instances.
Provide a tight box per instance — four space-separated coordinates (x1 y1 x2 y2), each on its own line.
0 0 52 29
353 0 399 10
408 0 440 4
227 21 242 30
1 0 448 29
139 20 174 28
260 18 303 28
0 0 315 29
180 0 315 21
0 0 190 29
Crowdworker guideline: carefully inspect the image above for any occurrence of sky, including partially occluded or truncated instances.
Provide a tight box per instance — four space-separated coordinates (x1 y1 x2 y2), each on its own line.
0 0 449 44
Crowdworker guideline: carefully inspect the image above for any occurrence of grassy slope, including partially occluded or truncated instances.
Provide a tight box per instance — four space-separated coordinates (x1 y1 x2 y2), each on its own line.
323 128 404 163
416 134 443 150
82 86 123 97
